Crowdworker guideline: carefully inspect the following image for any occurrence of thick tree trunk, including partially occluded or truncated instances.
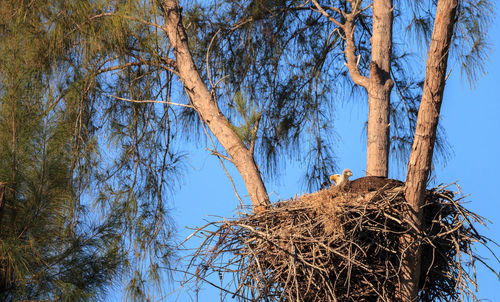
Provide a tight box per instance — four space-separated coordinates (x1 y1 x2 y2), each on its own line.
366 0 393 177
159 0 270 209
314 0 393 177
401 0 458 300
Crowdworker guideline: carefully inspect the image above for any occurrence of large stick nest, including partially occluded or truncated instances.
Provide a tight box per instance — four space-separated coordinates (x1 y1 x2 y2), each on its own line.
184 183 497 301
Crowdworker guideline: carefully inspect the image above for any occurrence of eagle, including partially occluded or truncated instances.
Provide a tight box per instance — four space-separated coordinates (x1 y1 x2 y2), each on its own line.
348 176 403 194
330 169 353 190
330 174 341 185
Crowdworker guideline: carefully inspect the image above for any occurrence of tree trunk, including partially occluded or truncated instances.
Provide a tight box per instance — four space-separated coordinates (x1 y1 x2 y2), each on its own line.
159 0 270 209
315 0 393 177
401 0 458 300
366 0 393 177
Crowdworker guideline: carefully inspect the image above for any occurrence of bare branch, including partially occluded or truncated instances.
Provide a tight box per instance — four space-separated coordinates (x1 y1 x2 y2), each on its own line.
213 75 229 90
129 53 179 75
96 62 144 74
159 56 177 69
310 0 344 28
107 95 193 108
96 59 179 77
206 29 221 90
359 3 373 14
328 6 346 17
207 148 233 163
344 18 369 88
309 1 369 88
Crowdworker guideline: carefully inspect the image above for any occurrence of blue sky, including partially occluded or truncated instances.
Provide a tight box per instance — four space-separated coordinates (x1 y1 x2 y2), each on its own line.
110 5 500 302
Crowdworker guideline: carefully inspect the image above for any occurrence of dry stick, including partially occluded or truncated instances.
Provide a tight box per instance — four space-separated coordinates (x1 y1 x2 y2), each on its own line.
108 95 193 108
245 242 268 299
198 115 246 213
168 267 247 300
205 29 221 91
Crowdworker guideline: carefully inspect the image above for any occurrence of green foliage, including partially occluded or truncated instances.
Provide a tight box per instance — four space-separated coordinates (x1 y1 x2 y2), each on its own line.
455 0 494 85
0 2 125 300
229 92 261 146
34 1 184 301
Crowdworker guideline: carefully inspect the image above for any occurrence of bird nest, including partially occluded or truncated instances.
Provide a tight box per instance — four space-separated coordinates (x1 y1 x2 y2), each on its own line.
183 184 496 301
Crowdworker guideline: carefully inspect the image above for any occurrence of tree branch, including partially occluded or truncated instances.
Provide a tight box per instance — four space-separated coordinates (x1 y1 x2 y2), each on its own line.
96 59 179 76
402 0 459 299
310 0 369 88
310 0 344 28
344 15 369 88
207 148 233 163
108 95 193 108
159 0 270 208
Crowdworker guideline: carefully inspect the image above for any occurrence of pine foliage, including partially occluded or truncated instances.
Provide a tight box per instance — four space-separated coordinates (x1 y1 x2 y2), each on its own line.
0 1 124 300
9 1 186 300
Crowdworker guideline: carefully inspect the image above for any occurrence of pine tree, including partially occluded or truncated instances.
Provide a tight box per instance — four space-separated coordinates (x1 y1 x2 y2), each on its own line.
0 1 186 300
0 1 125 300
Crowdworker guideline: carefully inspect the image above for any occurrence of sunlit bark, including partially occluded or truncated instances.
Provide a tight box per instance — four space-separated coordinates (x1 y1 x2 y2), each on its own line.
401 0 458 299
159 0 270 209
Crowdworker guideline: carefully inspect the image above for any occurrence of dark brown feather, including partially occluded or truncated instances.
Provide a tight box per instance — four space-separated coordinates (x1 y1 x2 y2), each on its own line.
349 176 403 194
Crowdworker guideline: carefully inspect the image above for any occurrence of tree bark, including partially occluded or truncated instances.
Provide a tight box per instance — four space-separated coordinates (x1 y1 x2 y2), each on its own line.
311 0 393 177
366 0 393 177
401 0 458 300
159 0 270 209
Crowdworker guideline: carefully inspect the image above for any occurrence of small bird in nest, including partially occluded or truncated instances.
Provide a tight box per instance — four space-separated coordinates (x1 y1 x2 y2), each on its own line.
330 169 353 191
